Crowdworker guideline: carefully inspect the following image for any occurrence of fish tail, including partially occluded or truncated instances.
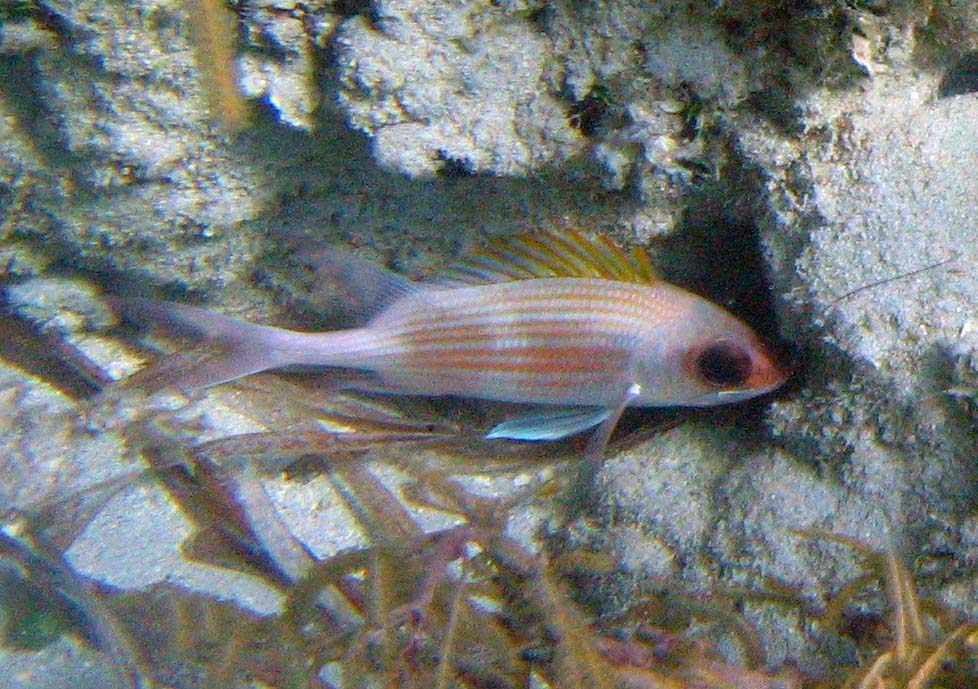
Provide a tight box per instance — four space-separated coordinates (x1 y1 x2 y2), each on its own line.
113 297 325 390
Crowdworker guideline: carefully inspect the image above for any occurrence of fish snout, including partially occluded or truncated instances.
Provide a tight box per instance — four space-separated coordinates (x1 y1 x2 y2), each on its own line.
743 342 791 394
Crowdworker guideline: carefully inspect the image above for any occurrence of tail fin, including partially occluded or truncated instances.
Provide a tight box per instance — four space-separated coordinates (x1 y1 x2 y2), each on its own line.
113 298 304 391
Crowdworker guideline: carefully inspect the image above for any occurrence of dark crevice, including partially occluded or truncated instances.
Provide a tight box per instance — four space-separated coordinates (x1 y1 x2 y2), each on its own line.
568 89 612 137
332 0 371 17
435 150 476 178
0 1 73 37
939 51 978 98
331 0 382 30
656 204 782 345
524 3 551 33
0 53 74 168
744 84 805 135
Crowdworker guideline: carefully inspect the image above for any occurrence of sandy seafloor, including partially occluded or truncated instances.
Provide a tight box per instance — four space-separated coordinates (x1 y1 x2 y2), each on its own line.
2 1 978 686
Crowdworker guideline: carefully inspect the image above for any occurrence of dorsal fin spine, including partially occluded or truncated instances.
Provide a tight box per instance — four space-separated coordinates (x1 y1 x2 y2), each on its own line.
435 231 659 286
550 232 596 276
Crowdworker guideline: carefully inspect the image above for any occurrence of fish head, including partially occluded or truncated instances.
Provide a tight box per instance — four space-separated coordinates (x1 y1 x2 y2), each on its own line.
638 287 789 407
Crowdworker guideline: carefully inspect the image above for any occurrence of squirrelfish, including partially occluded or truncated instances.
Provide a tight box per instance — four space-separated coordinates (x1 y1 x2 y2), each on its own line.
123 232 787 442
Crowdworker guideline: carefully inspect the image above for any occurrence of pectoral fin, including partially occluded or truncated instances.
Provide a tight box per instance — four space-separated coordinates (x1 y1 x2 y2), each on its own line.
485 407 614 441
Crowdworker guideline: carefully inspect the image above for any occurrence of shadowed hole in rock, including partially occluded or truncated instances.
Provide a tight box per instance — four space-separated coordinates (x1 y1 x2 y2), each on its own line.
939 52 978 98
568 89 612 137
436 150 475 178
657 209 782 345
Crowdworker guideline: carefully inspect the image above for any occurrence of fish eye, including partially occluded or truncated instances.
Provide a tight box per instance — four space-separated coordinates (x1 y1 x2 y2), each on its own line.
694 340 753 388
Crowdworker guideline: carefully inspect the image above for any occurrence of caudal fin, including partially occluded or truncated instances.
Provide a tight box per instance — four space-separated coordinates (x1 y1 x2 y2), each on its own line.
112 298 302 391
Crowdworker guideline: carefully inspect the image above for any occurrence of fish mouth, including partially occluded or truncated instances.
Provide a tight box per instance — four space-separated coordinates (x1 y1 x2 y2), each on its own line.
703 387 774 405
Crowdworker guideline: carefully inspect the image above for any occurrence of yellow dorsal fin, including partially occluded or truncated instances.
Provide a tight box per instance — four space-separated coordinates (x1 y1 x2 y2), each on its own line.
437 231 659 285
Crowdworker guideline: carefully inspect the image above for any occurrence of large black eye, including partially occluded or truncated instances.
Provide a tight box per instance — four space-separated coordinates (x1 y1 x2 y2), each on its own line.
695 341 752 388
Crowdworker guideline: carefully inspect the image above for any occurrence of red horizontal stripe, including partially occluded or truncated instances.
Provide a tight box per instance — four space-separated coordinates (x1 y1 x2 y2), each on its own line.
384 279 674 331
395 344 627 373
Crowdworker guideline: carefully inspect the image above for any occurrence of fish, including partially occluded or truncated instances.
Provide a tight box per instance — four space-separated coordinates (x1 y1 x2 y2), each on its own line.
117 231 788 444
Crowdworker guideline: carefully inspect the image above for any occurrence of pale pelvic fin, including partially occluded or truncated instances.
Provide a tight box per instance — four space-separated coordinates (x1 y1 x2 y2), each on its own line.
485 406 614 441
566 383 643 516
437 230 659 286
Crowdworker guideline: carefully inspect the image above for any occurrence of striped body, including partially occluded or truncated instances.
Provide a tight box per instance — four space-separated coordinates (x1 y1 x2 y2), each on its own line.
300 278 715 407
124 231 787 429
